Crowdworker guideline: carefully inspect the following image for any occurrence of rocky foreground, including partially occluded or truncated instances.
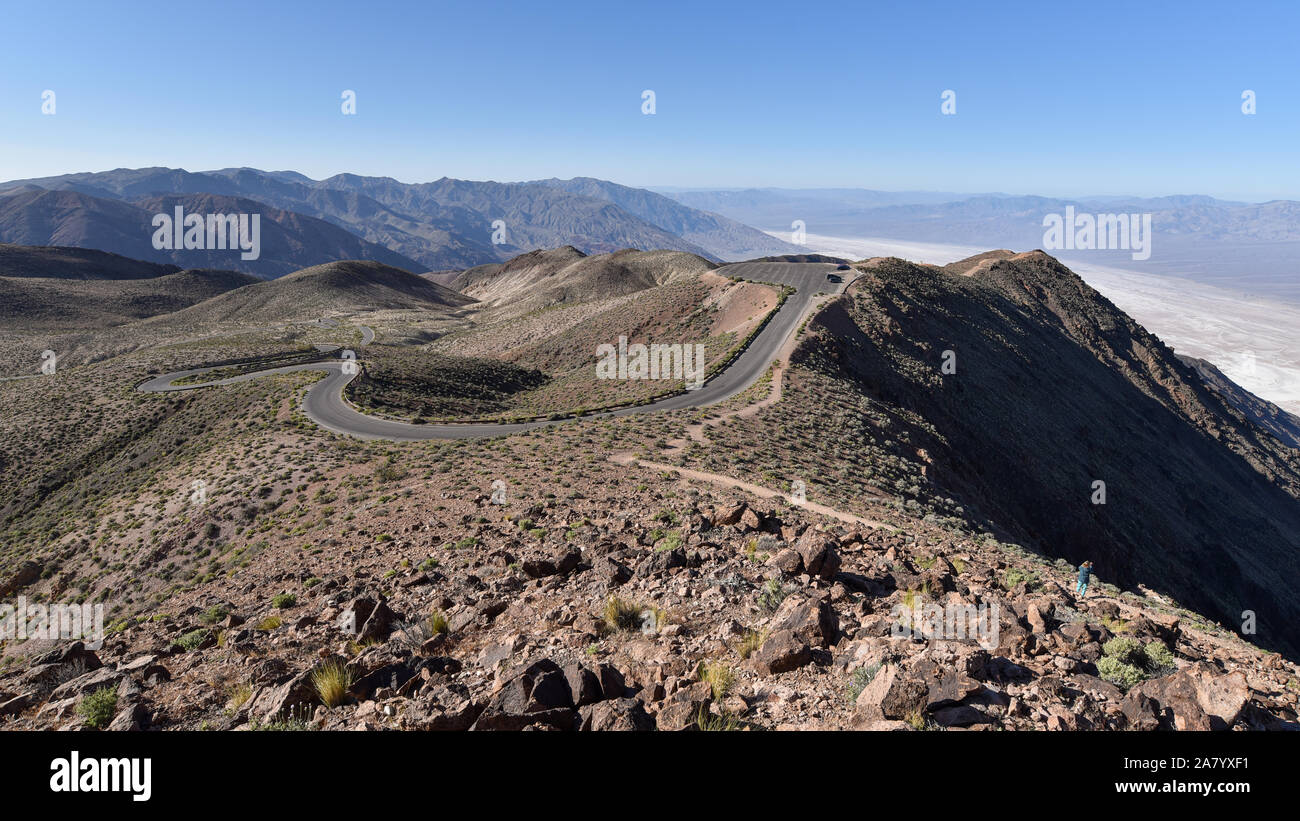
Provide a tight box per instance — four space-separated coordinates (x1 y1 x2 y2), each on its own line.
3 488 1298 732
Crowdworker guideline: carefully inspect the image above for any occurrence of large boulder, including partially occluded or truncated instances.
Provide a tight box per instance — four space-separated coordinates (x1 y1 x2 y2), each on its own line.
471 659 577 730
1119 689 1160 730
855 664 928 720
795 529 842 581
769 594 838 648
768 548 804 575
1130 663 1249 731
563 663 602 707
579 698 655 731
655 681 714 731
338 594 396 642
401 690 484 731
750 630 812 675
247 667 318 723
925 669 984 711
48 666 124 702
712 503 747 527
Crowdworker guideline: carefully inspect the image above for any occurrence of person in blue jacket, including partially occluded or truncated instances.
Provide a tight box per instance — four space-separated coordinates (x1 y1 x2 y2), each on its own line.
1076 561 1094 598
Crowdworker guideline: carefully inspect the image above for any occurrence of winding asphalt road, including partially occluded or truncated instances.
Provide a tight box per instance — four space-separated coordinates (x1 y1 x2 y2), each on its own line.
137 262 853 441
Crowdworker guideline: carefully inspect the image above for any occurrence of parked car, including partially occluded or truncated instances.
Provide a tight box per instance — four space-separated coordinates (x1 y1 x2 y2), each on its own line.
826 273 842 283
836 264 851 270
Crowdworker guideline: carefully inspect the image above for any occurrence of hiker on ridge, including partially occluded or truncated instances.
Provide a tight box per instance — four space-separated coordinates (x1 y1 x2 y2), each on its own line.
1076 561 1094 598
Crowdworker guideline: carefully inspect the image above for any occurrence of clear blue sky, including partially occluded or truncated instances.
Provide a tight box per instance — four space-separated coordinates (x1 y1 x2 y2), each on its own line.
1 0 1297 200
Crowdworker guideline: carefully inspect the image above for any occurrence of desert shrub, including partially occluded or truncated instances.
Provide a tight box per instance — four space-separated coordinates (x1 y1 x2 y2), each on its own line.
846 662 882 702
757 578 788 613
272 592 297 609
374 457 407 483
734 629 764 659
1102 636 1144 665
176 628 210 651
904 709 944 731
251 704 313 731
1003 567 1035 590
77 686 118 729
199 605 229 625
655 531 683 552
226 683 253 710
1098 655 1145 689
695 705 740 731
312 659 354 708
1144 640 1176 674
602 596 646 633
699 660 734 700
1098 637 1176 688
1101 615 1130 633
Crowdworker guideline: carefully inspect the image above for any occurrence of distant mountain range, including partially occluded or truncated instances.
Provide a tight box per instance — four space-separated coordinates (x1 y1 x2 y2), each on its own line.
0 168 800 278
0 188 424 278
661 188 1300 302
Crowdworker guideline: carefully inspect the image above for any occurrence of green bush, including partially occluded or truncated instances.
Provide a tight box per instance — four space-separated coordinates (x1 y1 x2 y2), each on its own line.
846 663 882 702
77 686 118 729
199 605 229 625
272 592 297 609
1098 637 1177 689
1002 567 1036 590
1098 655 1145 689
176 628 210 651
1144 640 1176 673
1102 636 1144 665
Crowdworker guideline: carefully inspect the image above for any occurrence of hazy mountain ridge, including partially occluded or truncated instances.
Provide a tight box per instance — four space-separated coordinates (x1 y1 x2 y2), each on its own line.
530 177 800 259
0 188 425 277
665 188 1300 302
0 168 799 276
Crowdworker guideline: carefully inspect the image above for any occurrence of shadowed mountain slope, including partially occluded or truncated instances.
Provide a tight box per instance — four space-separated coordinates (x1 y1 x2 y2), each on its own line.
0 242 180 280
794 251 1300 658
0 268 258 328
1178 354 1300 450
